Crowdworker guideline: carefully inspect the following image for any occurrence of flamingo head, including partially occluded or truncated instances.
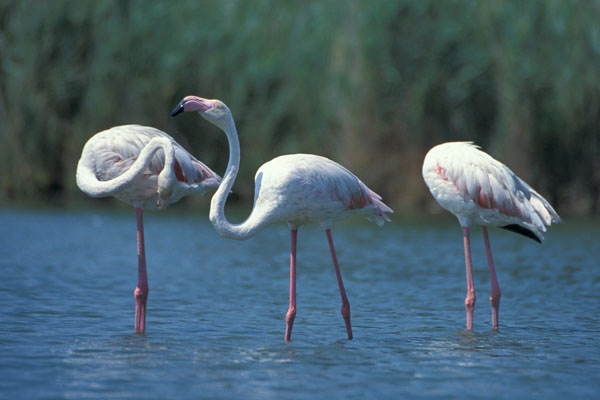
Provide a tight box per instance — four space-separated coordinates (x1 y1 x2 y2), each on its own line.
157 166 175 205
170 96 233 130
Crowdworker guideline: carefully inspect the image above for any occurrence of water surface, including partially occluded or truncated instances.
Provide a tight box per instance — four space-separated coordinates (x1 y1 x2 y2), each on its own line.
0 208 598 399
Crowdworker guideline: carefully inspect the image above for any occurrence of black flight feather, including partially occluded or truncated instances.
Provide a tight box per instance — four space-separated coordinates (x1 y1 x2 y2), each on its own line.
500 224 541 244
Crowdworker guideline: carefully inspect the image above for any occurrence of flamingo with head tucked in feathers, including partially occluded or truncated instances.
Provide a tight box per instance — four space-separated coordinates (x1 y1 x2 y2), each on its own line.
76 124 221 333
422 141 560 331
171 95 393 342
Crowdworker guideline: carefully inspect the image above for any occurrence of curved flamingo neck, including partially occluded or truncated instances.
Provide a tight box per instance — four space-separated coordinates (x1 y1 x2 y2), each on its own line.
208 116 268 240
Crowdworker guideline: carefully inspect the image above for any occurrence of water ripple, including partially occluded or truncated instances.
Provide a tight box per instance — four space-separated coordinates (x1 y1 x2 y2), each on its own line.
0 210 599 399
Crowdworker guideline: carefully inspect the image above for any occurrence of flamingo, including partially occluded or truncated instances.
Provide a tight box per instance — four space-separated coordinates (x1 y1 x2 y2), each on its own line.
76 124 221 333
422 141 560 330
171 96 393 341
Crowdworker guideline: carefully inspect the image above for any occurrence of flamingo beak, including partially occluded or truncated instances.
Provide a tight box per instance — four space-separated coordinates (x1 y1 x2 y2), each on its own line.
170 101 185 117
170 96 212 117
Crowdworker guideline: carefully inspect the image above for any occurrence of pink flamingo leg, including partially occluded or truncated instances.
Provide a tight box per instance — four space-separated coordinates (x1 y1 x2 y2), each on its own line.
284 229 298 342
134 207 149 333
462 227 476 331
325 229 353 340
481 226 501 330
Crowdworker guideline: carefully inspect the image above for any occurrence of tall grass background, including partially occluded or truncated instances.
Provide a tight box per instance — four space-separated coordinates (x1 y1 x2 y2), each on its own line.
1 0 598 214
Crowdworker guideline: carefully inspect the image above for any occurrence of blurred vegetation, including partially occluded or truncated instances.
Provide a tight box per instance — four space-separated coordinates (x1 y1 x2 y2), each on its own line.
1 0 599 214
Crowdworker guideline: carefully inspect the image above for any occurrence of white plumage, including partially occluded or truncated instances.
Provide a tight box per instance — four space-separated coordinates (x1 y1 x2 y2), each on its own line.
251 153 392 230
171 95 393 341
423 141 559 241
77 124 220 209
76 124 220 333
422 141 560 330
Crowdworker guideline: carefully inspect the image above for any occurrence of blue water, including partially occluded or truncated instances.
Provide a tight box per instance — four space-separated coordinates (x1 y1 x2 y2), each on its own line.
0 208 599 399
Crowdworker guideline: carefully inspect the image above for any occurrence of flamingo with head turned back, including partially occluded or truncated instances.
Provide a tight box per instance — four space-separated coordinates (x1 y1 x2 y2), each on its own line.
171 95 393 342
76 124 221 333
422 141 560 331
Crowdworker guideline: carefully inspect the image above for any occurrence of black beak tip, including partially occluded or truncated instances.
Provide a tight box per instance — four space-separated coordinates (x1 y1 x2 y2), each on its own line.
170 102 184 117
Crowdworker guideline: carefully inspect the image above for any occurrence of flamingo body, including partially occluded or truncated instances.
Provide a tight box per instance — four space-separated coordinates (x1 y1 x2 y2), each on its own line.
77 124 220 209
171 96 392 341
76 124 220 333
242 153 391 230
422 141 558 241
422 141 560 330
